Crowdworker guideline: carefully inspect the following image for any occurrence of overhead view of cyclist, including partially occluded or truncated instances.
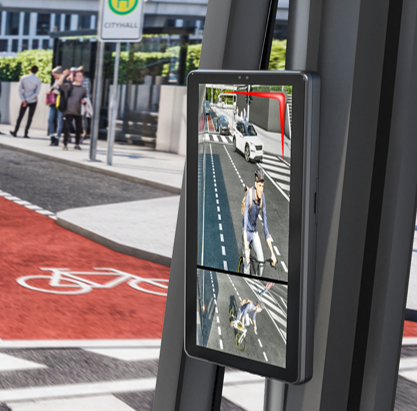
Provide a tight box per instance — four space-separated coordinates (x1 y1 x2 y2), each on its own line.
237 299 265 335
242 168 277 275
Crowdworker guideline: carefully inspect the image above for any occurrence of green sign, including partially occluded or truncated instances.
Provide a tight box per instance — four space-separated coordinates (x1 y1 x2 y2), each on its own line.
108 0 139 16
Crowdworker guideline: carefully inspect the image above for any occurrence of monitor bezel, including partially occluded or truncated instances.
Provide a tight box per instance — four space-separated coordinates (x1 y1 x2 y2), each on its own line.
185 70 312 383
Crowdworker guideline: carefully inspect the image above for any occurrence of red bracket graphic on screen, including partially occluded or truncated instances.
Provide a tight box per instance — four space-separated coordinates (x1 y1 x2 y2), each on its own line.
226 91 286 159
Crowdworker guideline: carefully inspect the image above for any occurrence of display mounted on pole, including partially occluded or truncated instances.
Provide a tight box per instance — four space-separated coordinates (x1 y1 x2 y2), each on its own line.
185 70 320 384
98 0 145 42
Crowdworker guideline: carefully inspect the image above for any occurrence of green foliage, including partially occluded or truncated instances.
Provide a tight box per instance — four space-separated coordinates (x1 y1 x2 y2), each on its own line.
268 40 287 71
0 38 287 85
0 50 53 83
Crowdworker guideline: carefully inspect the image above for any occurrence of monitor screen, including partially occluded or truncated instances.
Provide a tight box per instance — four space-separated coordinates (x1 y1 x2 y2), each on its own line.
196 84 292 367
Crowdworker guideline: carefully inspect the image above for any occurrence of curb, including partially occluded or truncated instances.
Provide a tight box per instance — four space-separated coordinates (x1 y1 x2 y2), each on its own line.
56 216 171 268
0 142 181 195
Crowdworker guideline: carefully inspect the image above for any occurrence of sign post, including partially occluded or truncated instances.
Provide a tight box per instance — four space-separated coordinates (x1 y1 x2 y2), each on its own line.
91 0 144 164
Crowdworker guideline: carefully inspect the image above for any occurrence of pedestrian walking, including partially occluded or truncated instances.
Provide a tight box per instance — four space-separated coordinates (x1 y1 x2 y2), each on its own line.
79 67 92 140
55 69 87 150
10 66 42 138
47 66 65 146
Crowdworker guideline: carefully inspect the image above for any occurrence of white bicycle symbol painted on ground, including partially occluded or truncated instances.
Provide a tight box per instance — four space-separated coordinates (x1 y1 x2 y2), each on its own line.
16 268 169 296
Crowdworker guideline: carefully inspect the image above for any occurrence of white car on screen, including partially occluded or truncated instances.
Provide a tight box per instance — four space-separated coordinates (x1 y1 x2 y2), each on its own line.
232 121 264 162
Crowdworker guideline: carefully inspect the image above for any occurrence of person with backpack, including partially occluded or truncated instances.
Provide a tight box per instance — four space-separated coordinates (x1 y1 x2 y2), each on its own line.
47 66 65 146
242 168 277 275
55 68 87 151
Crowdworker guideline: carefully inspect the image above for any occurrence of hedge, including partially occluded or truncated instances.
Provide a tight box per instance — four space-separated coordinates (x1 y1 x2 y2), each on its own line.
0 40 286 84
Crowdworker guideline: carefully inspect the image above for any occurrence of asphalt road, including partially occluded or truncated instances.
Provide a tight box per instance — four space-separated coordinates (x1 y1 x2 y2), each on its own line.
199 269 287 368
200 142 290 282
0 147 172 212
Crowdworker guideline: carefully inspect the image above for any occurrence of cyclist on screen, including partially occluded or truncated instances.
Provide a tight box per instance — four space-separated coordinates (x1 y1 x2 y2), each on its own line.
242 168 277 275
237 299 265 335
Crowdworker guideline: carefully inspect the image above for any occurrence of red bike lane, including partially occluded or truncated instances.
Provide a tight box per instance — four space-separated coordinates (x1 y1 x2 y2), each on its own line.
0 196 170 340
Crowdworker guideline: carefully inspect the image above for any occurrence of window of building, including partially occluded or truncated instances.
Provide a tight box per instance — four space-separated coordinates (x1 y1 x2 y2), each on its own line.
64 14 71 31
32 39 39 49
78 15 91 30
22 39 29 51
23 13 30 35
53 14 60 31
12 39 18 52
0 40 8 52
36 14 51 35
6 12 20 35
42 39 49 50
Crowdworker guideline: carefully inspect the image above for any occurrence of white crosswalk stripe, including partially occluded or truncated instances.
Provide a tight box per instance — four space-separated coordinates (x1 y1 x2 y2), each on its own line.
202 133 233 145
244 279 287 341
257 154 291 198
0 353 47 372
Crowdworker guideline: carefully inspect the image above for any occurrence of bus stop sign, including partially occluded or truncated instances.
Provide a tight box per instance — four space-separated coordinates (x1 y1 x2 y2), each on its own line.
99 0 144 42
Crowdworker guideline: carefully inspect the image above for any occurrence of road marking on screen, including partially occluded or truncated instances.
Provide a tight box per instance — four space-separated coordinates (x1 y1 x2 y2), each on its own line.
263 352 268 362
218 327 222 336
219 340 223 350
281 261 288 273
223 261 228 271
214 299 217 305
218 214 221 220
217 206 221 212
216 199 219 204
219 223 223 230
217 316 220 323
216 307 218 314
222 246 226 256
274 246 281 256
216 193 218 198
220 234 224 242
258 339 263 348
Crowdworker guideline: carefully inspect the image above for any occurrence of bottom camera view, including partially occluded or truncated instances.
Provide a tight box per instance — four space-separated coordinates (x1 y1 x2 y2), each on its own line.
197 269 287 368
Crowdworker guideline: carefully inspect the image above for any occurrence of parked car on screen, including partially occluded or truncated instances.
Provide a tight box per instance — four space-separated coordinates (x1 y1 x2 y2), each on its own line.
216 115 231 135
233 121 264 162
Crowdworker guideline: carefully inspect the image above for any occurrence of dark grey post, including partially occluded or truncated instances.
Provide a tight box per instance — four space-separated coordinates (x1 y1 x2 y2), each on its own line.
152 1 278 410
275 0 417 410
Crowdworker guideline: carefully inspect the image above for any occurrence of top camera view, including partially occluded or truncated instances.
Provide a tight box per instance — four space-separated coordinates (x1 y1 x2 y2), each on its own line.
197 84 292 282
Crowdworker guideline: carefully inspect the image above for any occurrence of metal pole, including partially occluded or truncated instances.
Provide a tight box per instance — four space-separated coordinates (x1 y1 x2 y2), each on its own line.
107 42 121 166
89 40 104 162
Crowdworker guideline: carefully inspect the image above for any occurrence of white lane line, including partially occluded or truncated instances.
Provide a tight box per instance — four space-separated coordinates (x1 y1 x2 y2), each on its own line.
219 223 223 230
258 339 263 348
218 327 222 336
263 352 268 362
281 261 288 272
223 261 228 271
216 193 218 198
216 307 218 314
220 234 224 242
274 246 281 256
222 246 226 256
0 379 157 403
216 199 219 204
215 188 217 192
214 299 217 305
219 340 224 350
217 316 220 323
217 206 221 212
218 214 221 220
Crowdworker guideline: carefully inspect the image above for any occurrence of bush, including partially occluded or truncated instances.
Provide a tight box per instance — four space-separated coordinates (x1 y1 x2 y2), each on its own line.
0 50 53 83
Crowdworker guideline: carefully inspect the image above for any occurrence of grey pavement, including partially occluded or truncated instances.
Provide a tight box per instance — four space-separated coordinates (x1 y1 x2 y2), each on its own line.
0 125 184 265
57 197 180 267
0 126 184 194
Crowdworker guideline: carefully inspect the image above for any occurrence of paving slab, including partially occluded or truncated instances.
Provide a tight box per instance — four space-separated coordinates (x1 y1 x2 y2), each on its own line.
56 196 180 267
0 126 184 194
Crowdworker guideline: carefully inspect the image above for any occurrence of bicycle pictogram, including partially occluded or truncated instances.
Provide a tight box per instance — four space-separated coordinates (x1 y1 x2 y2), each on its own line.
16 268 168 296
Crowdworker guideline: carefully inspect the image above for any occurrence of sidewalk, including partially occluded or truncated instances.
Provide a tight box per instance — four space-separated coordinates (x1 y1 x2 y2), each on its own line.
0 125 185 266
